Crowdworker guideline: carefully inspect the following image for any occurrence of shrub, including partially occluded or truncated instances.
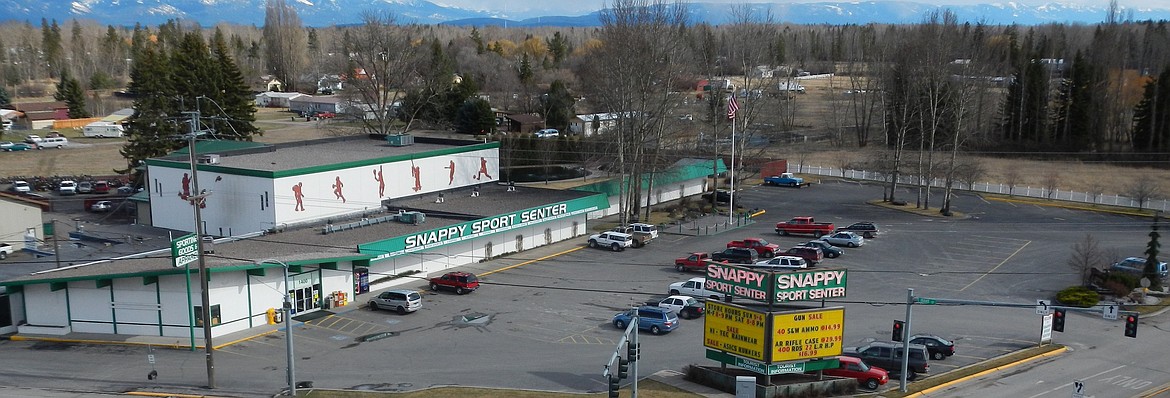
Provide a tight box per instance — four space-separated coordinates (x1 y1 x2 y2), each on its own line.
1106 272 1140 290
1055 286 1099 307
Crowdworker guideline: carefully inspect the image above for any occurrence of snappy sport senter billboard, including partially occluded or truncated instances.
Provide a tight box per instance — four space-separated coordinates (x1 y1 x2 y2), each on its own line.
705 263 847 304
704 301 768 361
771 307 845 362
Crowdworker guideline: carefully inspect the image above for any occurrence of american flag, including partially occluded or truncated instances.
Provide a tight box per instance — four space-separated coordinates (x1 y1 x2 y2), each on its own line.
727 95 739 120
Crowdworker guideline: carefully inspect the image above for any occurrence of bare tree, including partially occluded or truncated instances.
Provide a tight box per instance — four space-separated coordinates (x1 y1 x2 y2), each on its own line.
1003 168 1021 196
1125 177 1162 210
953 158 985 191
1042 171 1061 199
1086 180 1106 204
263 0 307 92
1067 234 1106 285
336 12 431 135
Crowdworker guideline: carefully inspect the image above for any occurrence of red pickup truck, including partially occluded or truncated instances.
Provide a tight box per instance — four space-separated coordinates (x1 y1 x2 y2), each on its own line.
727 238 781 258
775 217 835 237
675 252 727 272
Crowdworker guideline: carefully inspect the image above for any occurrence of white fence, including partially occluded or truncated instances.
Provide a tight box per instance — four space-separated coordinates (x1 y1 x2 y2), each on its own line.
791 164 1169 212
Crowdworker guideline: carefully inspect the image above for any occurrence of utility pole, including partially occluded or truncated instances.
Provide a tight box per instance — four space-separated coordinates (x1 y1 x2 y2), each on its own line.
51 219 61 268
185 110 215 389
900 288 913 393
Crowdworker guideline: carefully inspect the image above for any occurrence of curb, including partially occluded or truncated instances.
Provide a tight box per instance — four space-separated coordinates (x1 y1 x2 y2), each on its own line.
904 346 1068 397
982 195 1153 217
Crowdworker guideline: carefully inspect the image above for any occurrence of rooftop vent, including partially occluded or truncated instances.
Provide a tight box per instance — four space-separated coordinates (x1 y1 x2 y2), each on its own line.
197 154 220 165
386 134 414 147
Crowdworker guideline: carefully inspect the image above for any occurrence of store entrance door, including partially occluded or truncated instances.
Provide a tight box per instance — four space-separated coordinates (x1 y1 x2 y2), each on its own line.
289 272 321 314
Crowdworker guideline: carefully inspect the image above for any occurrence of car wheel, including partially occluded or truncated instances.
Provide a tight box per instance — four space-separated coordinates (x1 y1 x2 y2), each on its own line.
614 320 626 329
779 230 789 236
813 231 823 238
0 252 6 260
790 182 797 187
396 306 407 315
829 253 840 258
650 325 662 335
589 240 598 248
762 251 773 259
632 240 643 248
456 287 467 295
848 242 858 248
864 378 880 390
611 243 621 252
670 289 681 295
368 302 379 311
906 371 918 381
865 232 875 239
676 264 685 272
430 283 439 291
933 351 945 360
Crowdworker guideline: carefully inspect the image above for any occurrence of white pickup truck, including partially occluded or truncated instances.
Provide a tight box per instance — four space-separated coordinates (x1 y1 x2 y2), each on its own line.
587 231 633 252
668 277 727 301
0 243 13 260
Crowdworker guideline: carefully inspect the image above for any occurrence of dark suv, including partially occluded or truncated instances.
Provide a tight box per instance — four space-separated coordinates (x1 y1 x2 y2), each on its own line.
783 246 824 265
711 247 758 264
843 341 930 380
837 222 879 238
428 272 480 295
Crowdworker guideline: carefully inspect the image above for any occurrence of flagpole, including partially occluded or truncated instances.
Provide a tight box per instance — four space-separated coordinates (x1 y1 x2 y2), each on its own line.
728 96 736 224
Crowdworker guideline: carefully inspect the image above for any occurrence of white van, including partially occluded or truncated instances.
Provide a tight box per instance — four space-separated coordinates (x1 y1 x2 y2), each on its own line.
39 137 68 148
83 122 125 138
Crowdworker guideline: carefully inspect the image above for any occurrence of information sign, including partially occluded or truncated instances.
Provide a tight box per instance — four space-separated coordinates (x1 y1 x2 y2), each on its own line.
704 301 768 361
771 307 845 362
705 349 839 375
171 233 199 268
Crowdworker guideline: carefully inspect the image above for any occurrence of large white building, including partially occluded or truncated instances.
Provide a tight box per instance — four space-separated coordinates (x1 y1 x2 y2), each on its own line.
0 134 721 341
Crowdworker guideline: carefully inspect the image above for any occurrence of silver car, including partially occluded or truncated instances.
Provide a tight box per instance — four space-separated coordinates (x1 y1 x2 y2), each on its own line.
821 231 865 248
368 289 422 315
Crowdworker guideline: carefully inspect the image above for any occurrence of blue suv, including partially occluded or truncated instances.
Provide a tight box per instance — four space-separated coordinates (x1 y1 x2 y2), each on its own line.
612 306 679 335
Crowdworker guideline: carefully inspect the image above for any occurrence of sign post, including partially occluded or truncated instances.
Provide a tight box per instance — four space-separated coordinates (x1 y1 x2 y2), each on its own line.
1103 304 1119 321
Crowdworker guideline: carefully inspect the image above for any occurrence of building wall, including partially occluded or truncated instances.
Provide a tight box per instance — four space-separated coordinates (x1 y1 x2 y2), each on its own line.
0 199 43 248
272 148 499 228
147 167 276 236
590 177 707 219
23 284 68 329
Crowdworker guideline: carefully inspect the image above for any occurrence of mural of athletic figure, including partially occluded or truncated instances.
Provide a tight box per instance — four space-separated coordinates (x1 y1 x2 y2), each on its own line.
333 176 346 203
373 166 386 197
292 182 305 211
178 172 206 208
445 160 456 185
411 161 422 192
474 157 492 180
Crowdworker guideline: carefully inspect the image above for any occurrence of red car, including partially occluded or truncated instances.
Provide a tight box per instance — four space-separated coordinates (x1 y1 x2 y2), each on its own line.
819 355 889 390
314 111 336 119
428 271 479 295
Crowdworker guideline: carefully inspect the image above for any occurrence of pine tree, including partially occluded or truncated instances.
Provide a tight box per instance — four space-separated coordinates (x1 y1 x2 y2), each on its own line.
455 98 494 134
210 28 259 140
53 71 91 118
119 45 181 179
1132 66 1169 153
0 86 10 108
1145 214 1162 288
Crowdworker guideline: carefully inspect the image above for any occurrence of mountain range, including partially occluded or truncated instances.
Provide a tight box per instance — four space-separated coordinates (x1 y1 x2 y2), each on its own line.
2 0 1168 27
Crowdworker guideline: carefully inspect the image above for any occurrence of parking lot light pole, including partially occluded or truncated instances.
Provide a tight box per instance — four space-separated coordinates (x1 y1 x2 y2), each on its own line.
261 259 296 396
901 288 914 392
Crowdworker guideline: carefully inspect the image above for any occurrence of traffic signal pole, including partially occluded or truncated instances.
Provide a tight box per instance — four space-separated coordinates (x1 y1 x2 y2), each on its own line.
900 288 913 393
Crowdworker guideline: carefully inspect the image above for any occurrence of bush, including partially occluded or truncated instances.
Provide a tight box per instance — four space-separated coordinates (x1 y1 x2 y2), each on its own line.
1056 286 1099 307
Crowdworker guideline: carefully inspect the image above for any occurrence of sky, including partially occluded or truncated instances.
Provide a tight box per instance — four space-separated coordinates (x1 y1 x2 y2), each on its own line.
433 0 1170 16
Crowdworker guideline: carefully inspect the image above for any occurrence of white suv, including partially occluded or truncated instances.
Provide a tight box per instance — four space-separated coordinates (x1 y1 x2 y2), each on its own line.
10 180 31 193
587 231 633 251
753 256 808 271
58 180 78 195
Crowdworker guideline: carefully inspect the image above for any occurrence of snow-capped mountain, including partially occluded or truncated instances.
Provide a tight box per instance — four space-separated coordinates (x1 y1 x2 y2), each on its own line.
1 0 1166 27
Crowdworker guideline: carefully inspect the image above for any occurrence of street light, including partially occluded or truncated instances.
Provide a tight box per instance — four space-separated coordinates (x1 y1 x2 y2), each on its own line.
260 259 296 396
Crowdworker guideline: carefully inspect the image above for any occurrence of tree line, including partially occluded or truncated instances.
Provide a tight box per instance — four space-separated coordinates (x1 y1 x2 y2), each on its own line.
1 0 1167 219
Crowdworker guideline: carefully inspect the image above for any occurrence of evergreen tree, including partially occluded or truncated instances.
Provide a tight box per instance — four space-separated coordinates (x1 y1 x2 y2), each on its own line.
171 32 218 109
53 71 91 118
546 32 569 65
119 45 181 180
1145 215 1162 288
1132 66 1169 153
470 27 484 55
210 29 260 140
541 80 575 131
0 86 10 108
455 98 495 134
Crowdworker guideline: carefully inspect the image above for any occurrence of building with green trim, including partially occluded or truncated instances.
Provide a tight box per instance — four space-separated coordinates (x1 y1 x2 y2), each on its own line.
0 135 607 339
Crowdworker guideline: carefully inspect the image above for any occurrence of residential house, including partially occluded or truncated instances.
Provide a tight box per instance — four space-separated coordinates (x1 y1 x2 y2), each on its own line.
255 92 309 108
288 96 346 116
504 113 544 134
9 101 68 130
569 112 622 136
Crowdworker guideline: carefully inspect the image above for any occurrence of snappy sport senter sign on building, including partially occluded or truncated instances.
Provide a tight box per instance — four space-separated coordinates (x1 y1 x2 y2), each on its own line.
705 263 848 303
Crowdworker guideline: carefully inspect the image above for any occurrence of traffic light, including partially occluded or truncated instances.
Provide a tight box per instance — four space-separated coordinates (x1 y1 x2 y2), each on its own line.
617 358 630 379
892 320 905 342
1052 308 1065 332
607 374 621 398
1124 314 1139 338
627 342 640 361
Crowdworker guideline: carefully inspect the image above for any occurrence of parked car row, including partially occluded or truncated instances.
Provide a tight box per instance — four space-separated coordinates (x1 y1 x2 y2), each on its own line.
366 271 481 315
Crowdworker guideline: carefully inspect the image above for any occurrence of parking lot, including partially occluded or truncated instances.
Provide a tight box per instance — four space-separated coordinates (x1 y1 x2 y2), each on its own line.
0 180 1156 396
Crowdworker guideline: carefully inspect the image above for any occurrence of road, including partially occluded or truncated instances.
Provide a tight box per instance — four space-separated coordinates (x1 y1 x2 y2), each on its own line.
0 179 1162 397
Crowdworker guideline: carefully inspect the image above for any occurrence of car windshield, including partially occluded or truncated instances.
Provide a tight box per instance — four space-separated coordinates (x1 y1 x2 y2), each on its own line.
854 360 870 371
755 239 771 245
683 298 698 306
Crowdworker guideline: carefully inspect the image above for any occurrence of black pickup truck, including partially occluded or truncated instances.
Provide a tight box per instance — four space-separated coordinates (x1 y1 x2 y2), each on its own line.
710 247 758 264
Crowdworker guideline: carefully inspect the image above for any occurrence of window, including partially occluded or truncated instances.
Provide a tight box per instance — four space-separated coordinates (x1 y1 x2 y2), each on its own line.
194 304 222 327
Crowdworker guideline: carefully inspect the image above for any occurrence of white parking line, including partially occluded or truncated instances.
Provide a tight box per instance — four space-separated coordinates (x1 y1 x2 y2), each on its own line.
1026 365 1125 398
960 240 1031 291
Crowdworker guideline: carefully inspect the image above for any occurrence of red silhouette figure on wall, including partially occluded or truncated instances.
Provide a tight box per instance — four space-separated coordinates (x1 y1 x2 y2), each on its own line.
445 160 456 185
411 162 422 192
178 172 206 208
475 157 492 180
332 176 346 203
292 182 305 211
373 166 385 197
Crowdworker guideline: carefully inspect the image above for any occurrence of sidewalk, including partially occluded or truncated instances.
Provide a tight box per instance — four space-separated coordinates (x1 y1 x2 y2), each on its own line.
648 370 734 397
